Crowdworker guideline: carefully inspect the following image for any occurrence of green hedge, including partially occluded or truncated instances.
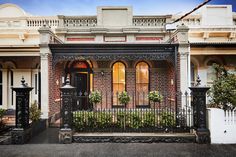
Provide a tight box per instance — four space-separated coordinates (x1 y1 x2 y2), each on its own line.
73 110 176 131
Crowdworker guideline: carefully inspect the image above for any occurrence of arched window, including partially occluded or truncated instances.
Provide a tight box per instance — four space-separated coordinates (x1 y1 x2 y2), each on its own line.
207 61 219 86
136 62 149 106
112 62 126 106
191 62 196 86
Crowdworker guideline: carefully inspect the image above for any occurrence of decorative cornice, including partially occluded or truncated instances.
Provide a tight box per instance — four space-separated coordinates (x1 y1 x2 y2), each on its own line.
50 43 177 67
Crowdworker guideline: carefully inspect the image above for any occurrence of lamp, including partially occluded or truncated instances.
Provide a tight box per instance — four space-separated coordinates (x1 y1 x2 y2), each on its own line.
101 70 104 76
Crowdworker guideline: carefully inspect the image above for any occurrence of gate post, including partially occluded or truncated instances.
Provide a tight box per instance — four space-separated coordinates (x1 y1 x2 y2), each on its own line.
11 77 33 144
189 77 210 144
59 77 76 144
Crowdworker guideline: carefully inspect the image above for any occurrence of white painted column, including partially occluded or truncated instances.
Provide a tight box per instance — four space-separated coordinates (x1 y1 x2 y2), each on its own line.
38 27 54 119
40 53 49 119
2 69 8 109
176 24 190 107
179 47 189 94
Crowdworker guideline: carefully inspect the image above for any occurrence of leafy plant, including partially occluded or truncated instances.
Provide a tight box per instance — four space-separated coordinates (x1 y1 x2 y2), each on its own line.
0 108 5 120
148 91 163 103
89 90 102 105
0 108 6 128
29 101 41 122
143 111 155 127
159 111 175 127
118 91 131 105
96 112 113 128
208 64 236 109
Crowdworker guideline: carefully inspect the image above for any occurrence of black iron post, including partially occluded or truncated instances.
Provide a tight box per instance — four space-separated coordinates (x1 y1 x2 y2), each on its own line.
59 77 76 144
11 77 33 144
189 76 210 144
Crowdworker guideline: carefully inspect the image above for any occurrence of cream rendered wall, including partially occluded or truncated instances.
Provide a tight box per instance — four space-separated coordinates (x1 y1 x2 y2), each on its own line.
201 5 233 26
31 69 39 104
97 6 133 27
12 69 32 109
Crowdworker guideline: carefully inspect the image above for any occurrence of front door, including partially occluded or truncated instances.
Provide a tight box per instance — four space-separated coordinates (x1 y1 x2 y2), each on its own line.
74 73 89 110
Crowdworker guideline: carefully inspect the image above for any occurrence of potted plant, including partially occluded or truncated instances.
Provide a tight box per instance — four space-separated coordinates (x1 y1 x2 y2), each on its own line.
89 90 102 109
148 91 163 103
118 91 131 107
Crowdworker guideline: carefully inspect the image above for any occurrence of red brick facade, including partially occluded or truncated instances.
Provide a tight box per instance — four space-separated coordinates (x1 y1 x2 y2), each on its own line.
48 59 179 115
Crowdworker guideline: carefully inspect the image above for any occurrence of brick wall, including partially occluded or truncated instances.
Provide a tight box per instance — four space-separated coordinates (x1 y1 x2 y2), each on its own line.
48 60 177 111
93 69 112 109
48 58 64 118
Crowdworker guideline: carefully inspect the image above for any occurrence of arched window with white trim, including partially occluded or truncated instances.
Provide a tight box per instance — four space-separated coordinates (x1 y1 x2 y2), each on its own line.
136 62 149 106
112 62 126 106
207 60 219 86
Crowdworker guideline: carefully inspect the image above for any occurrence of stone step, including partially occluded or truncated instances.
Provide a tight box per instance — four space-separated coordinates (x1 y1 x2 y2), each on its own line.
0 136 11 145
73 133 196 143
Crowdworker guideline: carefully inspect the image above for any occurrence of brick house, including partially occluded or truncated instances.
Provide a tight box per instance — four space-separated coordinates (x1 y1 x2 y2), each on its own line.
0 3 235 122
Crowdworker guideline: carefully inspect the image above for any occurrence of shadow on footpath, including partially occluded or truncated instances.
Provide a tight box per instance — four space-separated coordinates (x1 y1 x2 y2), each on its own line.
28 128 59 144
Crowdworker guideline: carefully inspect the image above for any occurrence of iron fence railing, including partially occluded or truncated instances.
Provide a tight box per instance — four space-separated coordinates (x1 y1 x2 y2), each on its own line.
71 92 193 133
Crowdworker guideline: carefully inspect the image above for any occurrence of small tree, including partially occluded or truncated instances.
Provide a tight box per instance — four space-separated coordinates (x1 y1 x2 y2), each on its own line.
208 64 236 109
118 91 130 106
30 101 41 122
89 91 102 109
148 91 163 103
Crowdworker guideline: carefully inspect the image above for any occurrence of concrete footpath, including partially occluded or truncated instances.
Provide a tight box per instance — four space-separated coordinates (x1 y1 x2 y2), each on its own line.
0 128 236 157
0 143 236 157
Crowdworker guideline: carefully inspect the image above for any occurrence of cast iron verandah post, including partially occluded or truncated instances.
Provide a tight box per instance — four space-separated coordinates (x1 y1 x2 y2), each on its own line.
11 77 33 144
59 77 76 144
189 77 210 144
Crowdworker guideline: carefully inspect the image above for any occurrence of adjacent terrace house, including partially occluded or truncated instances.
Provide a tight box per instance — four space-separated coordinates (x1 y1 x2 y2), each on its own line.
0 3 235 125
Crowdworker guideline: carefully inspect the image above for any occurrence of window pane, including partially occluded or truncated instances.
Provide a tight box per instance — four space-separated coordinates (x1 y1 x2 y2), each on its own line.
136 62 149 106
136 62 149 83
113 62 125 106
136 83 149 106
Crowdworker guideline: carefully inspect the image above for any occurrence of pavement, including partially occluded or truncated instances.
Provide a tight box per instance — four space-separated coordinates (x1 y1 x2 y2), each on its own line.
0 143 236 157
0 128 235 157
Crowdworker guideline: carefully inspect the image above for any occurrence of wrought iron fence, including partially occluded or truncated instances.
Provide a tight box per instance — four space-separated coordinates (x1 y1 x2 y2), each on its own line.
72 91 193 133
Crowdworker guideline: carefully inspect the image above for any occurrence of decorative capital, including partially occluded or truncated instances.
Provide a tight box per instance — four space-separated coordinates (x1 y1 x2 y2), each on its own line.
40 53 49 60
179 52 189 58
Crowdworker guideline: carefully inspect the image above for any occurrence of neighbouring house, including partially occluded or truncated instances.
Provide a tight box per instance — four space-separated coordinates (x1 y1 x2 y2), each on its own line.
0 3 235 123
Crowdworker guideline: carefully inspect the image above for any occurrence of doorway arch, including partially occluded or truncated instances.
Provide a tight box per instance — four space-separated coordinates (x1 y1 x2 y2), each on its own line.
65 60 93 110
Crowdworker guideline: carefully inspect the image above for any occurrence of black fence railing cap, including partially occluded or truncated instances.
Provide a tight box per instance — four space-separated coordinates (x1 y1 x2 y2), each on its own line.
60 77 76 89
12 76 33 91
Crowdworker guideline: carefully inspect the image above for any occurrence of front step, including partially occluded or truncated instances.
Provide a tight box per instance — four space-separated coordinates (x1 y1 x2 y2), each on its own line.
73 133 196 143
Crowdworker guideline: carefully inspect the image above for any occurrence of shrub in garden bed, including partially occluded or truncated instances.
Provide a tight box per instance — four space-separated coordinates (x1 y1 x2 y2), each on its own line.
72 110 176 132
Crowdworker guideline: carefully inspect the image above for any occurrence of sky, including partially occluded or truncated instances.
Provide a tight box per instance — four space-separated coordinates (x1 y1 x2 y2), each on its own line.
0 0 235 16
